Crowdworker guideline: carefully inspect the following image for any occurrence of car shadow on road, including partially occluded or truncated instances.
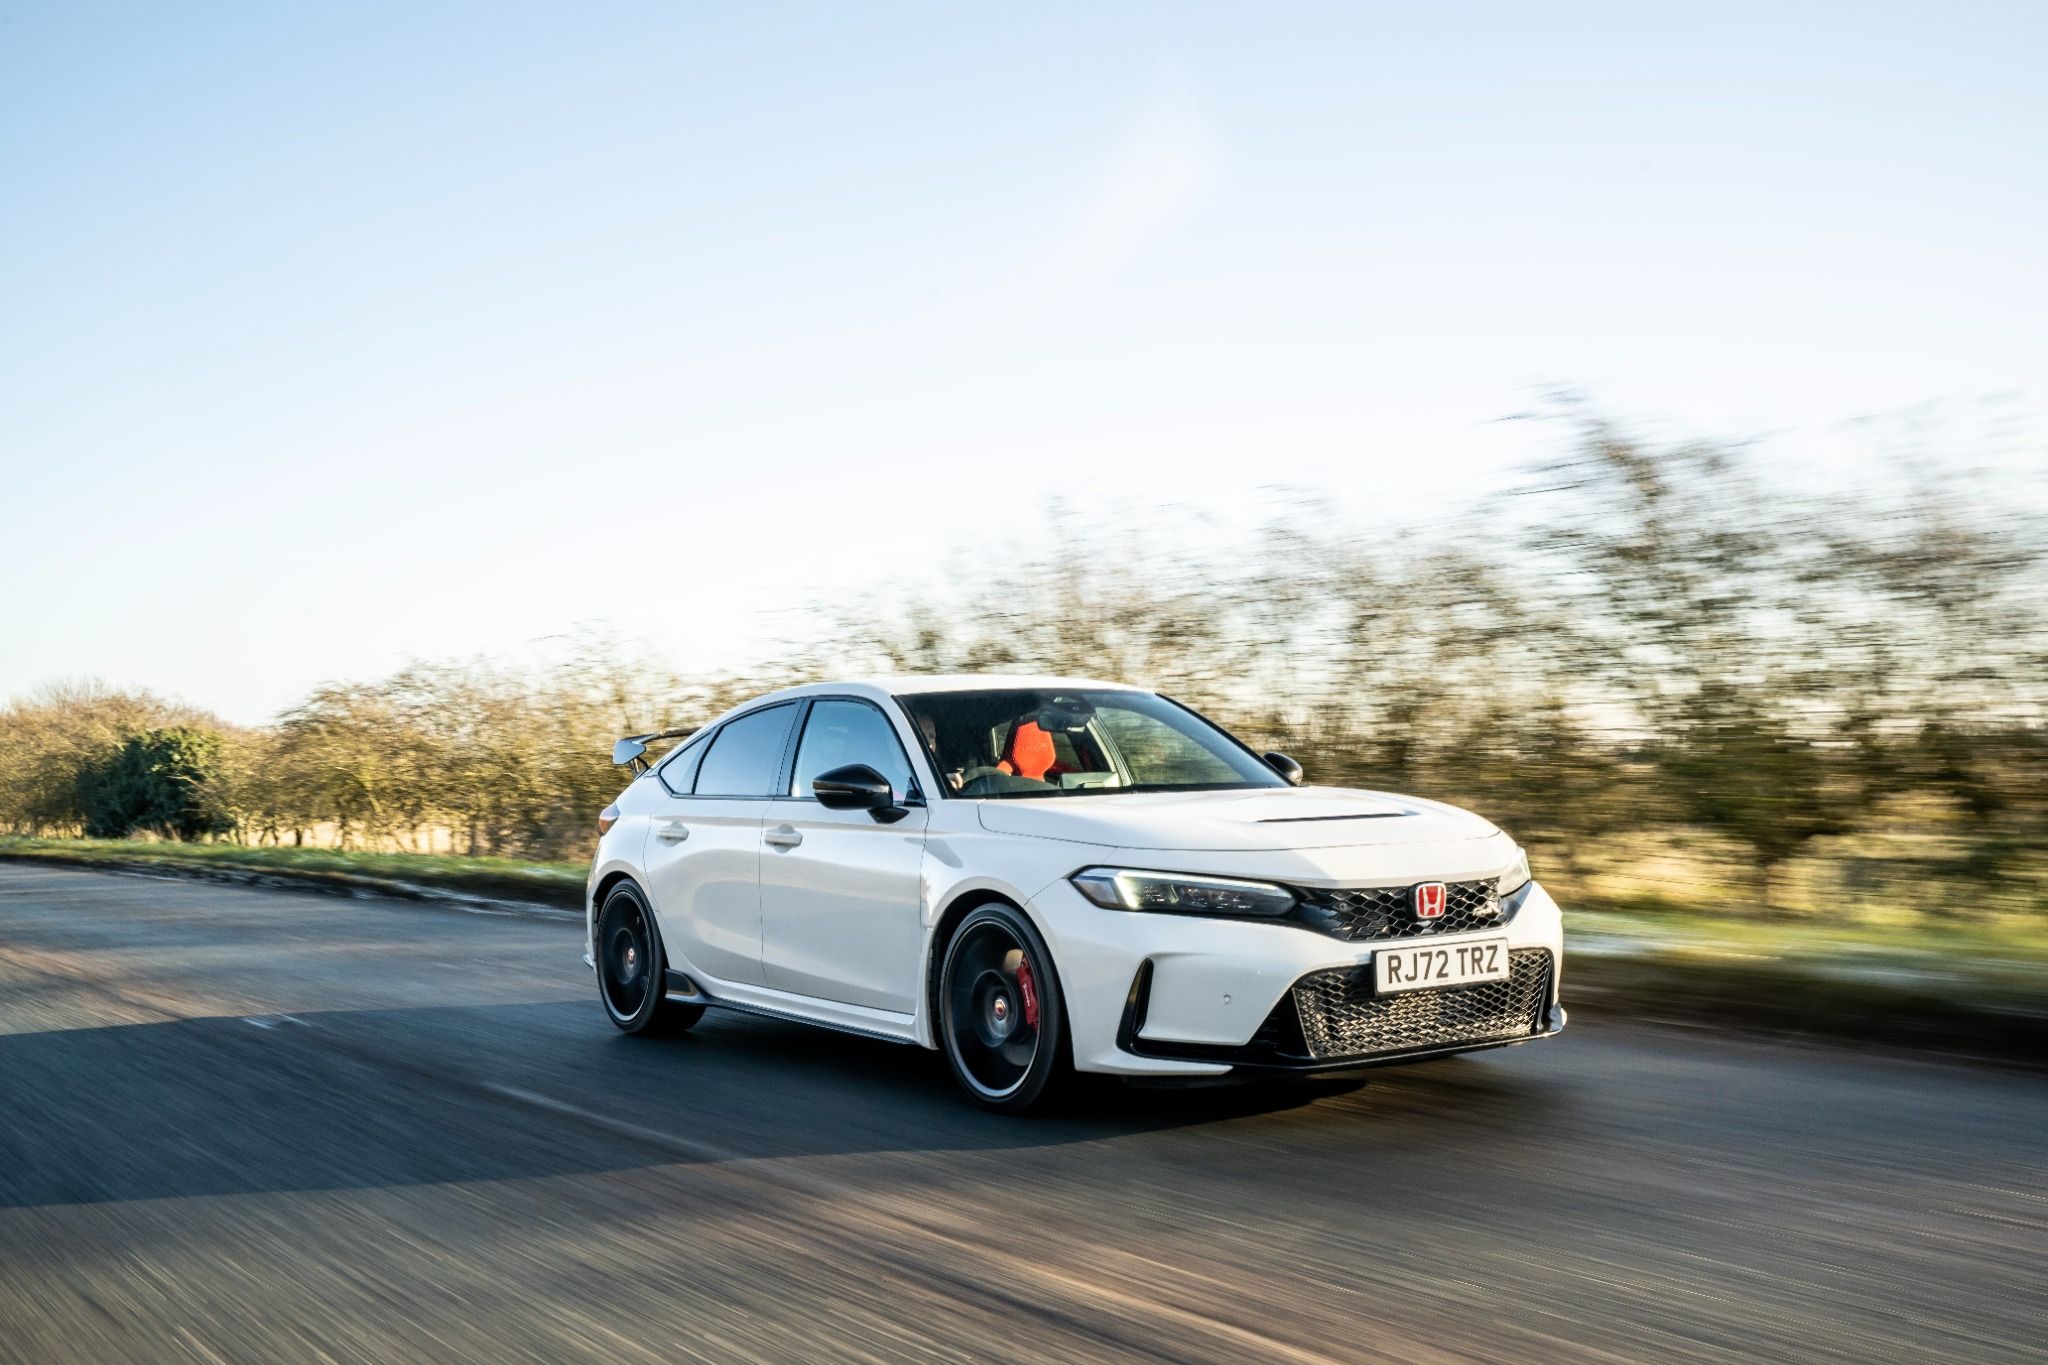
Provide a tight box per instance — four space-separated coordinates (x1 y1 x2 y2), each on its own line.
0 997 1552 1210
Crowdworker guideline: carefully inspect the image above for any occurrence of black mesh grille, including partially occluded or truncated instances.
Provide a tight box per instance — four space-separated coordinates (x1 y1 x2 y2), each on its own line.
1295 878 1512 941
1290 948 1552 1060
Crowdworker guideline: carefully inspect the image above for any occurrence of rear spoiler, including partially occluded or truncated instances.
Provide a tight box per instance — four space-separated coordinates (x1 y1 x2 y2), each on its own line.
612 727 698 774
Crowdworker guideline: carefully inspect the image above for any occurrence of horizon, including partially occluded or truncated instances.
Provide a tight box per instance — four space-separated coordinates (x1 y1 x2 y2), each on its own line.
6 2 2047 724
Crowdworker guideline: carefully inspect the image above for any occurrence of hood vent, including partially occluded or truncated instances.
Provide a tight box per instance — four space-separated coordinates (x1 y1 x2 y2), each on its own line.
1258 812 1412 824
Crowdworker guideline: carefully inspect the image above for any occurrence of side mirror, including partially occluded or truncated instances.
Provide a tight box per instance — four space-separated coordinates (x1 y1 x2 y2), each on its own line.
1263 752 1304 786
812 763 901 817
612 738 649 769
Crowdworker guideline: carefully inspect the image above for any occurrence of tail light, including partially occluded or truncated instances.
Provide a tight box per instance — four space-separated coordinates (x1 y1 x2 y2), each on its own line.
598 803 621 836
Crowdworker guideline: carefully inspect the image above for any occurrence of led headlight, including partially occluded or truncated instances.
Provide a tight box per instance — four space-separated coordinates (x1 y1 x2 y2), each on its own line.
1070 868 1296 917
1497 848 1533 900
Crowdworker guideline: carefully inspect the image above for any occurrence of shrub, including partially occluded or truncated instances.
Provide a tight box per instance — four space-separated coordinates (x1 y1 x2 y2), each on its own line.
75 727 233 841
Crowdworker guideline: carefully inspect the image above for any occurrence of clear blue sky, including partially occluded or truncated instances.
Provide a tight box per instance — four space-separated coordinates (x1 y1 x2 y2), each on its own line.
4 2 2045 722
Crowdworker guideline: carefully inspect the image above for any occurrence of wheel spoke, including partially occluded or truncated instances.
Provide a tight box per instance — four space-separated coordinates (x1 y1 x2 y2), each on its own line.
953 931 1003 980
995 1033 1037 1068
948 976 983 1044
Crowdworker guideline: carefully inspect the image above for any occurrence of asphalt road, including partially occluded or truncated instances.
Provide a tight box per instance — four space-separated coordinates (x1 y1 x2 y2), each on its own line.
1 864 2041 1365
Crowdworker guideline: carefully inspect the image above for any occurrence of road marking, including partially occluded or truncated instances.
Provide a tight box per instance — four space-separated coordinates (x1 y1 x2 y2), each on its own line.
481 1084 740 1164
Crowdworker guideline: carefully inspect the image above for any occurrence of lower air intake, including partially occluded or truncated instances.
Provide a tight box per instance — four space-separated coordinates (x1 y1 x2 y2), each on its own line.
1291 948 1553 1060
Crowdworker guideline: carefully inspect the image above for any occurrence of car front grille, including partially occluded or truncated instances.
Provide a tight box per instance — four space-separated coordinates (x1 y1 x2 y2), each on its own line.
1295 878 1511 941
1290 948 1553 1060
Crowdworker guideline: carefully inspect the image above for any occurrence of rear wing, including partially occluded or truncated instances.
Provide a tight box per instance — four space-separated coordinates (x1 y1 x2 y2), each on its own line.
612 727 699 774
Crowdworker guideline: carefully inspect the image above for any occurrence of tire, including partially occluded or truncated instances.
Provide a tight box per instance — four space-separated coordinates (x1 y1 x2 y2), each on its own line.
595 882 705 1035
937 902 1069 1112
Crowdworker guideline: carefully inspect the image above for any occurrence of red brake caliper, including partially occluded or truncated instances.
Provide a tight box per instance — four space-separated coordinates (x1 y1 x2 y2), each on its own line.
1016 957 1040 1029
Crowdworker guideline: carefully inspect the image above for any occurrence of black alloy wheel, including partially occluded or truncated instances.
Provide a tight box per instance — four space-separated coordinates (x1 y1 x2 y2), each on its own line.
939 903 1068 1112
596 883 704 1035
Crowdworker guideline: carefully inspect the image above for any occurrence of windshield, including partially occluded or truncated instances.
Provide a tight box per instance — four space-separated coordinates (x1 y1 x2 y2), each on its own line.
896 689 1286 799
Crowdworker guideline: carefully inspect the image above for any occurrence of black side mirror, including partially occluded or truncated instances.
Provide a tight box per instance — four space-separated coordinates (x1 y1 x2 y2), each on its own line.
1264 752 1304 786
812 764 902 818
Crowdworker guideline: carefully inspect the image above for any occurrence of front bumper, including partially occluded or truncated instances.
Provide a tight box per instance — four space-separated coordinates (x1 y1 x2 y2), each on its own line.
1026 877 1566 1077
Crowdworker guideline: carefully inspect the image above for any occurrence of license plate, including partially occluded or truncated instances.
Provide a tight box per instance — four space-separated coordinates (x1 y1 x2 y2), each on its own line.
1374 937 1510 994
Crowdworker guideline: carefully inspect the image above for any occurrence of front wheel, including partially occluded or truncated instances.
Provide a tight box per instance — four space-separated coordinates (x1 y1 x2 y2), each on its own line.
938 903 1069 1112
596 883 704 1035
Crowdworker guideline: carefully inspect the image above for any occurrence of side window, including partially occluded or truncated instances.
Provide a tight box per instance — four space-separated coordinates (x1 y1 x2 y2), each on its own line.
691 704 798 797
791 700 915 799
656 735 708 796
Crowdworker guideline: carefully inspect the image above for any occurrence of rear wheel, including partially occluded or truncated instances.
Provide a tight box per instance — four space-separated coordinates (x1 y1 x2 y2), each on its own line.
938 903 1068 1112
596 883 704 1035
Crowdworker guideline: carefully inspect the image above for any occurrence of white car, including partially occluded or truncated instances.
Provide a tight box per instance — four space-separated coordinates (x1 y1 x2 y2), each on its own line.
586 676 1565 1111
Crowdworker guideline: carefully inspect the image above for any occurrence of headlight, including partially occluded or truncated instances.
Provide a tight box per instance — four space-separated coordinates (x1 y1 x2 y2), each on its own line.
1070 868 1296 917
1497 848 1532 900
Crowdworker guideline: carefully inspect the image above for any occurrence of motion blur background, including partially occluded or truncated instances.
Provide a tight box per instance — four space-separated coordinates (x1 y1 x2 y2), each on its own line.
3 5 2045 988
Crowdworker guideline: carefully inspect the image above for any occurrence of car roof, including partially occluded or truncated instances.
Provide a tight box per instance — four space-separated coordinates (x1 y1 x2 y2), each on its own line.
654 676 1159 755
734 675 1147 712
859 674 1145 696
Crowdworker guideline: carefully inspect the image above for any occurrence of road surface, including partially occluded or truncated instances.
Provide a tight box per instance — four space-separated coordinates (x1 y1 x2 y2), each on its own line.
0 863 2041 1363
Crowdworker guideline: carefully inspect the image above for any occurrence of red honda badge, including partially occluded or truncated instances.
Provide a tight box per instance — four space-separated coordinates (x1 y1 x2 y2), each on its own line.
1413 882 1447 919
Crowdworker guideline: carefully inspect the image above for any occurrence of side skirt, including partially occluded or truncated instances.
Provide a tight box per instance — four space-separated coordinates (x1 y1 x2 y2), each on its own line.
664 968 922 1048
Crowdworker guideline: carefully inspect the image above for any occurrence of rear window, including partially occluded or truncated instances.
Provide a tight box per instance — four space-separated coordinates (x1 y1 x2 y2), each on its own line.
692 704 798 797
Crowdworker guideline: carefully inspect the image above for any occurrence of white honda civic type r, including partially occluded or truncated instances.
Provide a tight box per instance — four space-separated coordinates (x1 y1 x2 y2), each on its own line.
586 676 1565 1111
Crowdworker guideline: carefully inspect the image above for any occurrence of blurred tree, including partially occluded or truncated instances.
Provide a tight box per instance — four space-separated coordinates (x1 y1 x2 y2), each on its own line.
1655 686 1842 908
1512 417 1862 899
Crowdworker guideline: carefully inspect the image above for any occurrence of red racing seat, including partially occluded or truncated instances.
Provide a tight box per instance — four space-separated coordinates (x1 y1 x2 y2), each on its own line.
997 720 1060 781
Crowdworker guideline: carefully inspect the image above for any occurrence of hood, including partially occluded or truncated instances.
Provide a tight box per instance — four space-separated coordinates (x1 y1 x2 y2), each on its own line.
974 785 1498 852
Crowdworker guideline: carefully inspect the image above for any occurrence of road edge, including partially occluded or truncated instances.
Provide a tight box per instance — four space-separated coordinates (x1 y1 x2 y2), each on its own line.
0 849 584 923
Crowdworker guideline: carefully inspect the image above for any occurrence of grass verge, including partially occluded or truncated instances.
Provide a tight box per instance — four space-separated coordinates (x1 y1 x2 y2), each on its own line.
1563 908 2047 1061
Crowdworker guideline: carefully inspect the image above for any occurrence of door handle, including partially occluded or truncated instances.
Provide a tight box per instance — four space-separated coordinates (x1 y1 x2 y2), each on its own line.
656 822 690 843
763 826 803 850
